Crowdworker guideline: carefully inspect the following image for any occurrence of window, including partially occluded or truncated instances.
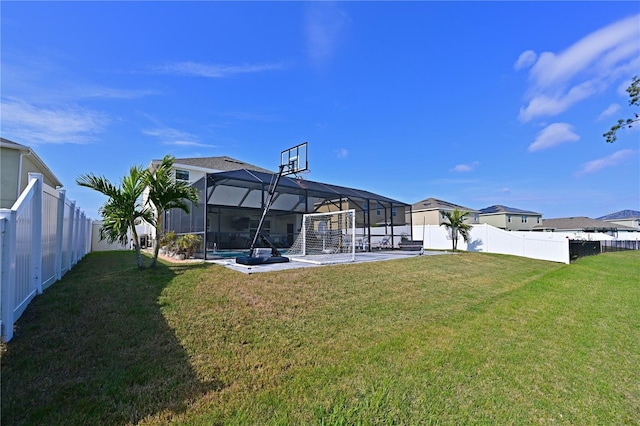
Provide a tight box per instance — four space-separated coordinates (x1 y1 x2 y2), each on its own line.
473 214 478 222
537 217 541 224
392 207 397 217
376 203 381 216
175 169 189 181
507 215 511 223
521 216 527 223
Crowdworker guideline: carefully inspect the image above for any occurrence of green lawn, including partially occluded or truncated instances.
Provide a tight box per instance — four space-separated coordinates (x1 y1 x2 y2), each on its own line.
2 250 638 425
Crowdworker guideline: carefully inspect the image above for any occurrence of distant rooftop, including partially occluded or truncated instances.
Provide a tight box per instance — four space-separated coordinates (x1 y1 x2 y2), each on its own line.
597 209 640 220
534 216 636 231
480 205 541 215
152 156 273 174
411 197 478 213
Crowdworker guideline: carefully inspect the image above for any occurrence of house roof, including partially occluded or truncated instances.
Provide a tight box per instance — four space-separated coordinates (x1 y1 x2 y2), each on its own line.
597 209 640 220
480 205 541 215
165 156 272 173
534 217 636 232
0 137 63 187
411 197 478 213
207 169 410 207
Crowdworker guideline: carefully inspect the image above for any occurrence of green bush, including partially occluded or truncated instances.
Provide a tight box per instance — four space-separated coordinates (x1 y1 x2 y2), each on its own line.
174 234 202 258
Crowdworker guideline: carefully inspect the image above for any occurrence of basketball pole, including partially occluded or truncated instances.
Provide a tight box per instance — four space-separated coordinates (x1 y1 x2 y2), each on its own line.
247 163 287 257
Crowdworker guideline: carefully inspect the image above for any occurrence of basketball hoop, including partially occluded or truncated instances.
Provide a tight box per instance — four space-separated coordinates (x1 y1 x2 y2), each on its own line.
293 169 310 189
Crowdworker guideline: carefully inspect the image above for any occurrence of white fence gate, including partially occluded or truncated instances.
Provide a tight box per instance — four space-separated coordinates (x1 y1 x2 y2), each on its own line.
0 173 92 342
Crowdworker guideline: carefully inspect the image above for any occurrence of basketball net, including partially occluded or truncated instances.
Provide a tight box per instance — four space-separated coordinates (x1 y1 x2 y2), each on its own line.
293 170 311 189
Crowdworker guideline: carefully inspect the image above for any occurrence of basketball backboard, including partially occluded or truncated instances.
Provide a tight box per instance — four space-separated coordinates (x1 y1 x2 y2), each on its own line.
280 142 308 176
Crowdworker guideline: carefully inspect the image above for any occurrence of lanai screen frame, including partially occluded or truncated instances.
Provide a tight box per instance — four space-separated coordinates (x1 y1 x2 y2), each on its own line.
166 169 413 260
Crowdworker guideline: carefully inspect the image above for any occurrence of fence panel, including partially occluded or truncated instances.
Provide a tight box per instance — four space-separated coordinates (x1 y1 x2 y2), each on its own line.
42 185 59 289
1 173 92 342
13 177 40 321
569 240 601 260
601 240 640 252
412 224 570 264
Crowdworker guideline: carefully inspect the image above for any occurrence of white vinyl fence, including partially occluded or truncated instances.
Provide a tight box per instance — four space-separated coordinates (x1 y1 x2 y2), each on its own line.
0 173 92 342
413 223 571 264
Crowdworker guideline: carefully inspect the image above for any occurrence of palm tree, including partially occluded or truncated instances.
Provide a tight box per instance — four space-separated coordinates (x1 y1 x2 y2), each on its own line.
440 208 472 252
144 155 199 268
77 166 154 269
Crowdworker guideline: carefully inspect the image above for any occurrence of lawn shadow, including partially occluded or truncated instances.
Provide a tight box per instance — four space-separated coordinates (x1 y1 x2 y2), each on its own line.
1 251 222 425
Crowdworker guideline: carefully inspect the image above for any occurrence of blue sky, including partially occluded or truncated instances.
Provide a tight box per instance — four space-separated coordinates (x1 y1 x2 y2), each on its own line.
2 1 639 220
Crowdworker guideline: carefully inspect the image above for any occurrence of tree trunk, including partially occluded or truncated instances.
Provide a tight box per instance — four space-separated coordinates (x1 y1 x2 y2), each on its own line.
131 225 146 269
452 227 458 252
149 212 162 269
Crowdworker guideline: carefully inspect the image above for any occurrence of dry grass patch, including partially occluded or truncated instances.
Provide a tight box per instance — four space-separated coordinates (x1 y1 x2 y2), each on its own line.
2 250 638 424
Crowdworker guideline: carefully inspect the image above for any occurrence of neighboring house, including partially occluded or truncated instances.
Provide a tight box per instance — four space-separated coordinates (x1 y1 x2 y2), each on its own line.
411 197 479 226
479 205 542 231
533 216 637 237
1 138 63 208
597 210 640 231
146 155 411 255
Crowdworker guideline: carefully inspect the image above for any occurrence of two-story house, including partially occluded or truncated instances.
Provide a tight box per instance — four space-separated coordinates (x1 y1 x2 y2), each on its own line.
479 205 542 231
411 197 480 226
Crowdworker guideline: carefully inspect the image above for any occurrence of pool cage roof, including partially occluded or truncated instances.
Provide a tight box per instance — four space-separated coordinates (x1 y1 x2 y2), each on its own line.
203 169 411 215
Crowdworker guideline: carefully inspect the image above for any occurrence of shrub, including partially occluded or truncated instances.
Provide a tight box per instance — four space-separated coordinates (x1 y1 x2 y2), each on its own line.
174 234 202 258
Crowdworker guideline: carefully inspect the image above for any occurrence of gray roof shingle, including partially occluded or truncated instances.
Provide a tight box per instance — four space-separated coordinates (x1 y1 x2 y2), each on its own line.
411 197 478 213
480 205 541 215
161 156 273 173
597 209 640 220
534 217 636 231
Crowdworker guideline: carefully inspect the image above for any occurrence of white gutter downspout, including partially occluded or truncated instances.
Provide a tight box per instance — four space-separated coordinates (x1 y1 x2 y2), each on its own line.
17 148 33 200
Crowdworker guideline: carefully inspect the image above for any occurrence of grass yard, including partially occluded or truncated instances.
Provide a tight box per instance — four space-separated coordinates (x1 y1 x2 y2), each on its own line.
1 250 639 425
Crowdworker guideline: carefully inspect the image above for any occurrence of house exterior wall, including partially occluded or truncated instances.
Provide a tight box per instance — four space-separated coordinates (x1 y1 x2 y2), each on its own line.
412 209 477 226
20 155 60 192
480 213 541 231
606 218 640 230
480 214 508 229
1 148 20 208
411 210 442 226
1 146 62 209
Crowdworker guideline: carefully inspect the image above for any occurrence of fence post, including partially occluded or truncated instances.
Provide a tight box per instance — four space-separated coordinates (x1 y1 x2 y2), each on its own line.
73 206 80 265
55 189 66 280
67 200 76 269
86 218 93 255
79 212 86 259
1 210 17 342
29 173 43 295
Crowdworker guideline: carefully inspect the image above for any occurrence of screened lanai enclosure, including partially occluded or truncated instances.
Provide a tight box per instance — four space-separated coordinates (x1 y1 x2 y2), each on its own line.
163 169 413 260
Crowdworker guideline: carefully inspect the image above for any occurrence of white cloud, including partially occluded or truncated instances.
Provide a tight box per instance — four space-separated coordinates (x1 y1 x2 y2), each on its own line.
152 62 285 78
519 79 604 122
452 161 479 172
577 149 638 175
165 141 217 148
142 125 203 147
597 103 621 121
305 3 350 69
334 148 348 159
514 50 537 70
79 86 158 100
529 14 640 89
528 123 580 152
518 14 640 122
0 98 108 144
